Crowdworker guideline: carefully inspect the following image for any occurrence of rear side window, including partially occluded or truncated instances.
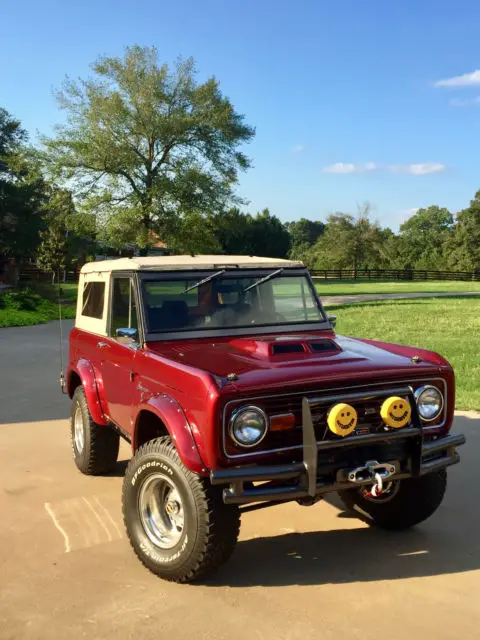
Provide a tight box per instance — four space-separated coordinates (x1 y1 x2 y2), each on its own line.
82 282 105 319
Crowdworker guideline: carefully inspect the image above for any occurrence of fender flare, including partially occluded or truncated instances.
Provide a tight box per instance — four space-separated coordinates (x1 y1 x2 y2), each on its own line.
68 359 109 426
133 394 206 475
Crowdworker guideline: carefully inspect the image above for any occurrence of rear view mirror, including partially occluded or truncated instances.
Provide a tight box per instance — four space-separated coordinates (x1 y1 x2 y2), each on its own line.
327 314 337 329
116 327 138 341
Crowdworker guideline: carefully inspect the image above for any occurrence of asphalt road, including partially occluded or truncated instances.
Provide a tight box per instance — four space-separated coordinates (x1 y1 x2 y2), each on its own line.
321 291 480 306
0 321 479 640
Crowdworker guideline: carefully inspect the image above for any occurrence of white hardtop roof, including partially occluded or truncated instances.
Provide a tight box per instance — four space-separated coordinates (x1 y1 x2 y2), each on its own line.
80 255 304 274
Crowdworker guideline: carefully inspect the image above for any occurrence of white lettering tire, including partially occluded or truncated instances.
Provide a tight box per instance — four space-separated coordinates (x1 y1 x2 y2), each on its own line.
122 437 240 583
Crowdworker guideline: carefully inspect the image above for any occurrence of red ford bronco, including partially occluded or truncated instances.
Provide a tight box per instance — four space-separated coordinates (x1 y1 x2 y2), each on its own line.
67 255 465 582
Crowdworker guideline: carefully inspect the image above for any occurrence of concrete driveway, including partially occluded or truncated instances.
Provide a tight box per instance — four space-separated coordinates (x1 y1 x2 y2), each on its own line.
1 322 479 640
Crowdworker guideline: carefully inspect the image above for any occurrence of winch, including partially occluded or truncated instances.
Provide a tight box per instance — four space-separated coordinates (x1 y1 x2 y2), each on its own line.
345 460 397 496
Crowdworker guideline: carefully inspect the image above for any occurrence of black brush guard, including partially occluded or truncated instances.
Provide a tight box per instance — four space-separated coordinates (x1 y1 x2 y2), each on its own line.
210 386 466 506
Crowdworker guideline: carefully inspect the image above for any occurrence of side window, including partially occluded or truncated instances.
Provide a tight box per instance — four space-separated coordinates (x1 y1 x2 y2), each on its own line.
82 282 105 319
110 278 138 338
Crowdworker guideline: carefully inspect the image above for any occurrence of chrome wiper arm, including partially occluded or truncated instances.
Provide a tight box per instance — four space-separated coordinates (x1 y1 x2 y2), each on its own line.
241 268 284 294
183 269 226 294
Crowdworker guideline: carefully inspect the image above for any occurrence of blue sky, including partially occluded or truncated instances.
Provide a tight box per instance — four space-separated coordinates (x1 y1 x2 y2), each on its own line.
2 0 479 230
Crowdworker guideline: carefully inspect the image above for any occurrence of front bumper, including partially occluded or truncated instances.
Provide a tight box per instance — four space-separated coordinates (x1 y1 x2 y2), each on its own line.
210 386 466 505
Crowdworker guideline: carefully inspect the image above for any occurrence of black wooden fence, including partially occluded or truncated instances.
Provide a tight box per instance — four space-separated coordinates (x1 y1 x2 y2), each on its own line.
10 265 480 283
310 269 480 282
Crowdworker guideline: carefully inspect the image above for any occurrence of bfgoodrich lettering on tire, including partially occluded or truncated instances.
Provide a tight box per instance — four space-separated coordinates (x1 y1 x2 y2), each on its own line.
70 386 120 475
122 436 240 583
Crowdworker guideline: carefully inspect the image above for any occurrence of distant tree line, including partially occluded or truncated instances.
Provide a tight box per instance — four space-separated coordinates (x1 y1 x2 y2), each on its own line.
1 45 479 282
288 201 480 274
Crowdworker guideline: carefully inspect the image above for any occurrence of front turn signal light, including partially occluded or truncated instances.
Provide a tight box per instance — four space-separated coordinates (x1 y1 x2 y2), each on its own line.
270 413 296 431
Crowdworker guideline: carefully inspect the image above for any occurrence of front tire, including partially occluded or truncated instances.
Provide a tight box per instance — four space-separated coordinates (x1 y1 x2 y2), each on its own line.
70 386 120 475
338 471 447 530
122 437 240 583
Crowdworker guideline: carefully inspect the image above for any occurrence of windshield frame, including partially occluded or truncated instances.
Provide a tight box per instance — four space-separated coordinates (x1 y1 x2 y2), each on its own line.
138 267 330 342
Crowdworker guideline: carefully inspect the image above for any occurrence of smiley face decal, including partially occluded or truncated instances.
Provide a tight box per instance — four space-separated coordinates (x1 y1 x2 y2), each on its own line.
380 396 411 429
327 403 358 437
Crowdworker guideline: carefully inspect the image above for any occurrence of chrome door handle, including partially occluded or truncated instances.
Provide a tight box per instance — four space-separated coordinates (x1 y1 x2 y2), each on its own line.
97 341 110 349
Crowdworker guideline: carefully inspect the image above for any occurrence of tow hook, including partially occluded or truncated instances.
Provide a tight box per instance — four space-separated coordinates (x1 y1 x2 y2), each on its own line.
347 460 396 496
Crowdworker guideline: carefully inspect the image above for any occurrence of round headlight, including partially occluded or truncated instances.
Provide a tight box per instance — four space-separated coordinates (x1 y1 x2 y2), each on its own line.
229 406 268 448
414 385 444 421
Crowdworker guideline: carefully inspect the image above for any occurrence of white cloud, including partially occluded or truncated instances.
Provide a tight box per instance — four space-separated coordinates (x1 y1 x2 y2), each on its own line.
322 162 445 176
389 163 446 176
322 162 378 174
292 144 306 153
434 69 480 88
399 207 419 221
450 96 480 107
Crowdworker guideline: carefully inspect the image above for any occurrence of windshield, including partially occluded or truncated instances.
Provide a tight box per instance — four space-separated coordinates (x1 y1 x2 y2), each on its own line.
142 272 324 334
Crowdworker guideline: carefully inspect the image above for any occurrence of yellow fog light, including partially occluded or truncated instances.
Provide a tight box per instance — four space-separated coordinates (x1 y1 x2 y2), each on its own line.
327 403 357 437
380 396 411 428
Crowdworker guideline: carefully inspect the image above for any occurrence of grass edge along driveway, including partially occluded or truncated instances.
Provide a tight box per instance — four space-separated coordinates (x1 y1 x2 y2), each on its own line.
314 278 480 296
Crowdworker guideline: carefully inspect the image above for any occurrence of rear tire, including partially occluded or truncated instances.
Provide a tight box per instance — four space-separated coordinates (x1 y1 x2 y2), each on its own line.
338 471 447 530
70 386 120 475
122 436 240 583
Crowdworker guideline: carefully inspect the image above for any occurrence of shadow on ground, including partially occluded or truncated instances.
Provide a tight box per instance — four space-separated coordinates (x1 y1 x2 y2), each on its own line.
209 415 479 588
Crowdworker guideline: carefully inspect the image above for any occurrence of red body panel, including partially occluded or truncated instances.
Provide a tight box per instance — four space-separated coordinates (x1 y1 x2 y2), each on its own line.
134 394 206 474
67 358 109 426
68 327 455 472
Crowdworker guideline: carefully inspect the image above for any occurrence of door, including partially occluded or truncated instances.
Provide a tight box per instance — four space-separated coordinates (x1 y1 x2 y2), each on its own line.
100 275 140 431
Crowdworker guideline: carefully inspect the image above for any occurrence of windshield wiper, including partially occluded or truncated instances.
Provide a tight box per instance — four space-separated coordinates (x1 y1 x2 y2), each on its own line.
241 268 284 294
183 269 226 294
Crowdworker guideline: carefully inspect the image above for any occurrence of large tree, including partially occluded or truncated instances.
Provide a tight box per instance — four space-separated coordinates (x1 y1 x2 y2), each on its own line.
43 45 255 250
213 207 255 255
0 108 47 262
446 192 480 272
249 209 291 258
308 206 385 272
36 189 79 282
399 206 453 269
212 207 291 258
286 217 325 261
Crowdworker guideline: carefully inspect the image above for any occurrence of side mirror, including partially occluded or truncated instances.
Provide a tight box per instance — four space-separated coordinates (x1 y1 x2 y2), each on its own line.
327 314 337 329
116 327 138 341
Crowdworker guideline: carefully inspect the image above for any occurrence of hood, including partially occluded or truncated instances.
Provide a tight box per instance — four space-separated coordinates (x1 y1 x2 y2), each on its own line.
145 332 448 393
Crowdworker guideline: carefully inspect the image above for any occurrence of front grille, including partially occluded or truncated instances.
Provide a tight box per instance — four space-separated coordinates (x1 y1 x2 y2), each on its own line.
222 378 446 457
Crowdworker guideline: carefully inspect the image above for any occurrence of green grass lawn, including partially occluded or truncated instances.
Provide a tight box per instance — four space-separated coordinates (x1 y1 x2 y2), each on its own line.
0 285 76 328
329 297 480 411
58 282 79 302
31 279 479 303
314 279 480 296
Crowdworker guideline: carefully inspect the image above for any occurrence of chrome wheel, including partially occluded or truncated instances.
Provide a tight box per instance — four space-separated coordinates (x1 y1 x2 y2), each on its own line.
74 406 85 454
139 473 185 549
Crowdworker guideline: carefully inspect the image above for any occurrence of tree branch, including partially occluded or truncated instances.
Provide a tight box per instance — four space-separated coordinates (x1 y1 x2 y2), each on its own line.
152 141 175 175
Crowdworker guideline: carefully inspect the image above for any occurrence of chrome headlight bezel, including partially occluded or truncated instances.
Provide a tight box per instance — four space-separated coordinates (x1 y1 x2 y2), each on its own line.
228 405 268 448
414 384 444 422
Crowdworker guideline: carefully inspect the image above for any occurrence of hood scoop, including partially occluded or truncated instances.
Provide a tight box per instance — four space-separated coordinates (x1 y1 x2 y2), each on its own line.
309 339 339 353
228 336 341 359
271 343 305 355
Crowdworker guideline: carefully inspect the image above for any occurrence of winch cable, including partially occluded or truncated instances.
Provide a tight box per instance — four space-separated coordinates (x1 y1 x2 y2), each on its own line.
57 269 67 394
